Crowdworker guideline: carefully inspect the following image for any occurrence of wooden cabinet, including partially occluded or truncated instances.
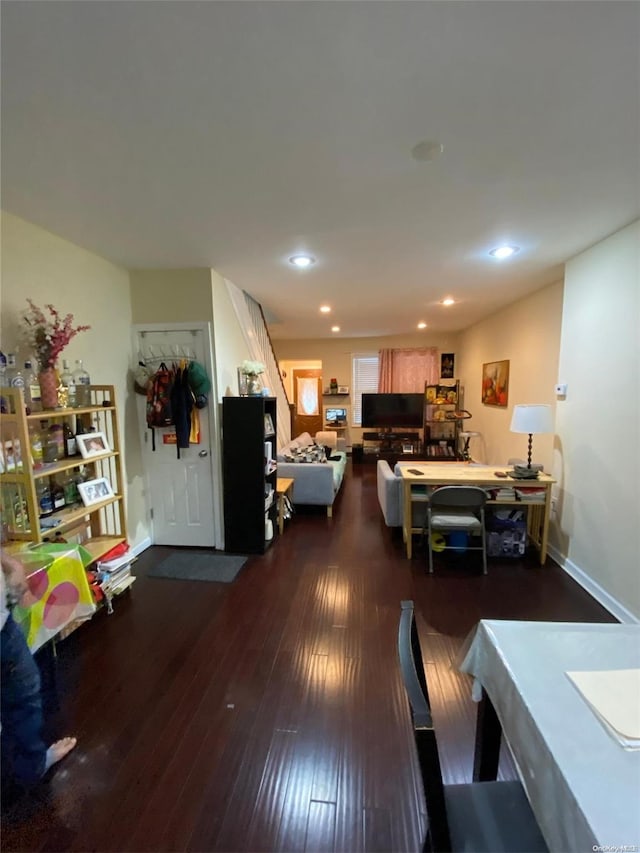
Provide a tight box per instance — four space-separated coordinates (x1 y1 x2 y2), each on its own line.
424 380 462 460
222 396 278 554
0 385 127 562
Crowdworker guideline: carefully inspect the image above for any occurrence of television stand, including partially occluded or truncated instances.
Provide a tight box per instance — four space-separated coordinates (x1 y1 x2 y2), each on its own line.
361 430 422 458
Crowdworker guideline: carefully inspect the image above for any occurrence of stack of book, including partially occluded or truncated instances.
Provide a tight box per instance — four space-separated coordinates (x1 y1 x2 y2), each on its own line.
489 487 517 502
514 486 547 502
97 552 136 603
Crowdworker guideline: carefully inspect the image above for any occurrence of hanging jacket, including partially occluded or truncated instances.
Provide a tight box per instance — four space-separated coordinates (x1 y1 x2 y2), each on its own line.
170 364 194 458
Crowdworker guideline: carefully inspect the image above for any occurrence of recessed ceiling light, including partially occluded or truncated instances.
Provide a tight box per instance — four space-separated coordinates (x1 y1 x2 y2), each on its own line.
411 139 444 162
320 305 331 314
489 245 519 260
441 297 455 306
331 326 340 333
289 254 316 268
417 322 427 329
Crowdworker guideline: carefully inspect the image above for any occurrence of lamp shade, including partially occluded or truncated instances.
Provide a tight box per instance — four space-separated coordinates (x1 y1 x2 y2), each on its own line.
510 404 554 435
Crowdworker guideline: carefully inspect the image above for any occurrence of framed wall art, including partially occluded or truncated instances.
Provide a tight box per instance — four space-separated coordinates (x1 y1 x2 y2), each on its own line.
440 353 455 379
482 360 509 407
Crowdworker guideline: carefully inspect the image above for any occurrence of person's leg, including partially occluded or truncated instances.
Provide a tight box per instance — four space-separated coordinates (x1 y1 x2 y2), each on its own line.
0 613 47 785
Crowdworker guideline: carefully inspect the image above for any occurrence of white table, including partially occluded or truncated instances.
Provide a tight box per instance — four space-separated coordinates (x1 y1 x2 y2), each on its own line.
459 620 640 852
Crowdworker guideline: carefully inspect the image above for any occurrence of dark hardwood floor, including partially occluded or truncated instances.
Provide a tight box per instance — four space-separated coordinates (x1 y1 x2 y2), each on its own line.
2 462 615 852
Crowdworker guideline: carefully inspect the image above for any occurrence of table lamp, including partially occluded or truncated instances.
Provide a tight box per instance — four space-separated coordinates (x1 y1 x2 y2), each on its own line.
509 404 553 478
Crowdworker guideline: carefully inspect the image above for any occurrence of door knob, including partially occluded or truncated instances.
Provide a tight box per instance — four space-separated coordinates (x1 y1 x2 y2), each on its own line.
198 449 208 457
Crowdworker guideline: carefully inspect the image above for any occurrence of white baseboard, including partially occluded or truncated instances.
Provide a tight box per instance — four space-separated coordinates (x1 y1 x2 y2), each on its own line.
547 542 639 625
130 536 152 557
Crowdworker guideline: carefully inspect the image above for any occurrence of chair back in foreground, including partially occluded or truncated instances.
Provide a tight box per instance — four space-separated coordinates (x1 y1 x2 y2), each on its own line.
424 486 488 575
397 601 548 853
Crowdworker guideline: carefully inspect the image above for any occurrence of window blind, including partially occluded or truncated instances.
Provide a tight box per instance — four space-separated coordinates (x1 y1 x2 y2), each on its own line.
351 353 379 426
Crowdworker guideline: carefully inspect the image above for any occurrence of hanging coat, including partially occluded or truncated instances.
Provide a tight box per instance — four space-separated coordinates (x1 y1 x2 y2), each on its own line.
170 365 194 458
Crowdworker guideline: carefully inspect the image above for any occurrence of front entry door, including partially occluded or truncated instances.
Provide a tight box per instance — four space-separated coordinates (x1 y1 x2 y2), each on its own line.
292 369 323 438
135 323 221 548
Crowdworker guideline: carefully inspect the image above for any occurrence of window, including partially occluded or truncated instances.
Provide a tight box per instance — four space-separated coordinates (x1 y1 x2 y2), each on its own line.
351 353 379 426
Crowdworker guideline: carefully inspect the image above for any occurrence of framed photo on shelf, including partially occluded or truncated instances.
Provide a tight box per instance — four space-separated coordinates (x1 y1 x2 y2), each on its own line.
338 386 349 394
76 431 110 459
78 477 114 507
482 360 510 407
264 413 275 435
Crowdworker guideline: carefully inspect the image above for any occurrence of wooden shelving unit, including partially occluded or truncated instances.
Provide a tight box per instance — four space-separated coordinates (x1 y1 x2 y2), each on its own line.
0 385 127 561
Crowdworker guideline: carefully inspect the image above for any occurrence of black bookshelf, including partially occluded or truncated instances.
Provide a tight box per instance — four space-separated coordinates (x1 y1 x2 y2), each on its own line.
222 396 278 554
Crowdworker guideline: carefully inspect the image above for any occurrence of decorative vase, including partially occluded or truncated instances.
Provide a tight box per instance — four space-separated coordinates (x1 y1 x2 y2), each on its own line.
246 374 262 396
38 366 59 410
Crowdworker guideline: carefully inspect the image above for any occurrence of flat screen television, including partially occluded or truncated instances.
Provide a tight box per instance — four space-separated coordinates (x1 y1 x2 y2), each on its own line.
361 393 424 429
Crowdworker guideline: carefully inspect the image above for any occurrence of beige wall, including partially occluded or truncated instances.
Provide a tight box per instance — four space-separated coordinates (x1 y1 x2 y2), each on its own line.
554 220 639 619
130 268 213 324
457 281 564 469
0 212 148 550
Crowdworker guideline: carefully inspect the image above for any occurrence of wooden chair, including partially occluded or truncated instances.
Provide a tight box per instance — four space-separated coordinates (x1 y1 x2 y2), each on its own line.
397 601 548 853
423 486 488 574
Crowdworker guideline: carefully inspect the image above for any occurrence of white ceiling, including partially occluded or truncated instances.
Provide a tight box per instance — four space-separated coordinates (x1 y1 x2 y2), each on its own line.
2 1 639 339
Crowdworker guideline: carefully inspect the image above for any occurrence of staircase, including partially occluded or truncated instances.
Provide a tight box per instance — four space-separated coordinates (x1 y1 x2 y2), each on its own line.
224 279 292 451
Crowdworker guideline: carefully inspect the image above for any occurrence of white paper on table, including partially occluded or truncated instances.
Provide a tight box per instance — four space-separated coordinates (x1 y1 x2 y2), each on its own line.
566 668 640 749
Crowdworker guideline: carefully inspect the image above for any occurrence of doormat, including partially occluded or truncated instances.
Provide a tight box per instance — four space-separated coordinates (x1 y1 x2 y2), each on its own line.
148 551 248 584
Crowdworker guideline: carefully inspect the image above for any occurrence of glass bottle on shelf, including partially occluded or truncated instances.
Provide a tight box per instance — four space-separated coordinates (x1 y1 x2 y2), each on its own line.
2 485 30 534
9 358 24 392
63 422 77 457
62 470 79 506
25 360 41 413
28 423 44 470
60 359 76 408
51 476 66 511
5 354 17 387
74 465 90 502
73 360 91 406
13 489 30 533
74 415 87 439
37 479 54 518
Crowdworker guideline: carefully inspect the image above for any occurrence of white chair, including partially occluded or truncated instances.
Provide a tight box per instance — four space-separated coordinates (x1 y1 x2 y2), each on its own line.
315 430 337 452
424 486 488 574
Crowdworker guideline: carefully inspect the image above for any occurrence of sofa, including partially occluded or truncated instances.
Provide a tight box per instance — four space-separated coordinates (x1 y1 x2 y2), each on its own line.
277 432 347 517
377 459 428 528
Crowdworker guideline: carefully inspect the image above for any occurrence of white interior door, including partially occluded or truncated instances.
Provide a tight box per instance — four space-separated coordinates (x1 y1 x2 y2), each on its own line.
134 323 222 548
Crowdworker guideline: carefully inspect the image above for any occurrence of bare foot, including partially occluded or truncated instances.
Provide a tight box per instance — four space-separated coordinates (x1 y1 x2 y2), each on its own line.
44 737 77 772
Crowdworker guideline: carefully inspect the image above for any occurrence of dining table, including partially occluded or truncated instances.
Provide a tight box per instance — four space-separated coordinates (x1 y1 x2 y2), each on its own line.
459 619 640 852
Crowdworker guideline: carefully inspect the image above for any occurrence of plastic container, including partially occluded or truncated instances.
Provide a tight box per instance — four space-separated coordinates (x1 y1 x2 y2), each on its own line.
45 423 64 463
